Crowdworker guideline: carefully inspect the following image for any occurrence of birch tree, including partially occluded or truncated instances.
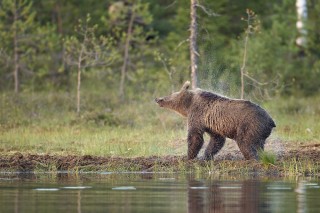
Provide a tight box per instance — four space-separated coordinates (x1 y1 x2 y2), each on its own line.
296 0 308 47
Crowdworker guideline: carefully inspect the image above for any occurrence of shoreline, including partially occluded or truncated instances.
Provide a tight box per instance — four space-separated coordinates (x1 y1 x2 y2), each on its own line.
1 146 319 177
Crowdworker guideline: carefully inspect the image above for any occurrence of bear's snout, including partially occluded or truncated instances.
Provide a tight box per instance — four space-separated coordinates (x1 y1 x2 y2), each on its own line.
155 98 162 103
155 98 164 106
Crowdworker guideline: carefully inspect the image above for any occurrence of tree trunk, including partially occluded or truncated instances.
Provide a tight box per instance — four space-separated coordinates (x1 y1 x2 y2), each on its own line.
13 0 19 93
296 0 308 47
119 10 135 100
240 30 249 100
77 46 84 115
77 62 81 115
54 2 63 35
190 0 198 89
240 9 252 100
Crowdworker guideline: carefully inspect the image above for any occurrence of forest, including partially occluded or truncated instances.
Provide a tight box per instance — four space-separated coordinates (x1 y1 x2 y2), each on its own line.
0 0 320 164
0 0 319 96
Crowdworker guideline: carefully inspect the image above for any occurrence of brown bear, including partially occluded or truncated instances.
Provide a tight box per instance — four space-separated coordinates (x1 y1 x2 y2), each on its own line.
155 81 276 160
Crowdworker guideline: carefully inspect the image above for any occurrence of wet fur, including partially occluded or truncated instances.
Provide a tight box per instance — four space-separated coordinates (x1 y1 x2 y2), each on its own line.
155 82 276 160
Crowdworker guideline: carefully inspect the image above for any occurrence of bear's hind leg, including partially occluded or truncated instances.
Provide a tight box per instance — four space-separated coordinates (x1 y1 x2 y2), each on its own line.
259 139 266 151
203 133 226 160
187 129 204 160
237 140 260 160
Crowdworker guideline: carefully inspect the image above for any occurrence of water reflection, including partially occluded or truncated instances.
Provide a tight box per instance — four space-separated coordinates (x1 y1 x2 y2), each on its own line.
77 190 81 213
0 173 319 213
188 177 262 213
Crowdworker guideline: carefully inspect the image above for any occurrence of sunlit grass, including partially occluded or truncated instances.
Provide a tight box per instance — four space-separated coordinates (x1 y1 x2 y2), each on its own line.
282 158 319 176
258 150 276 166
1 91 320 158
264 96 320 144
0 125 186 157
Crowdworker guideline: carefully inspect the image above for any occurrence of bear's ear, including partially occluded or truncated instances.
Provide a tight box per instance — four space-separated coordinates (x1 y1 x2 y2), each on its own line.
181 81 191 91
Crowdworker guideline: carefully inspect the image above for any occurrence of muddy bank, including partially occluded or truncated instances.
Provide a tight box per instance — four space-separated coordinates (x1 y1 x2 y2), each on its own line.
1 144 320 176
0 153 186 172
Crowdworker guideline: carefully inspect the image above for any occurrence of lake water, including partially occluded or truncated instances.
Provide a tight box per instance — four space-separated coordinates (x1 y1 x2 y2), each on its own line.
0 172 319 213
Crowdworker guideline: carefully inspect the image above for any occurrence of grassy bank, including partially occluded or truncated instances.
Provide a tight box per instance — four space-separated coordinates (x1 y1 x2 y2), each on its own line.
0 91 320 175
265 96 320 144
0 126 186 157
1 152 320 177
0 90 188 157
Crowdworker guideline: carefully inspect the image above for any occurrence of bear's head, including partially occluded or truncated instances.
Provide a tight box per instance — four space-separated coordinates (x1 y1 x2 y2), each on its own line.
155 81 193 117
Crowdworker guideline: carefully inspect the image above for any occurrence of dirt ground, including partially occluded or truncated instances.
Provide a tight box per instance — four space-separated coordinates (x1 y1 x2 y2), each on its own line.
1 140 320 175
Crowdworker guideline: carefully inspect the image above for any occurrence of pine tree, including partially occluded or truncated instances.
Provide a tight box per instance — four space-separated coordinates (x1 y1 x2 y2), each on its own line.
0 0 37 93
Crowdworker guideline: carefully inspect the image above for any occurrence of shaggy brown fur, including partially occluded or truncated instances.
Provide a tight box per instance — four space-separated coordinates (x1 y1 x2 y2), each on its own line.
155 81 276 160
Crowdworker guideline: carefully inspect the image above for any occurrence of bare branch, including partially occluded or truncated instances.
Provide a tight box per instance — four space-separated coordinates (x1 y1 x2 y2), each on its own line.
161 57 175 92
176 39 189 50
244 73 268 85
165 0 177 9
194 50 200 57
195 4 220 17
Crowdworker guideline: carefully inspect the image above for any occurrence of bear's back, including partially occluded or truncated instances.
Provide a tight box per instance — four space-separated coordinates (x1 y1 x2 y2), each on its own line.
191 89 275 138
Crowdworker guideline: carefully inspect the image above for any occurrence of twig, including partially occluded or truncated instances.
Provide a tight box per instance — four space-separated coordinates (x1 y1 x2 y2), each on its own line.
244 73 268 85
165 0 177 9
195 4 220 17
176 39 189 50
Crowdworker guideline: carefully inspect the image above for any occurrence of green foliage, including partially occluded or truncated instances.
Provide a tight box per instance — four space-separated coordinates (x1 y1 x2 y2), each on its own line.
64 14 116 69
72 111 120 127
259 150 277 166
0 0 61 91
282 158 318 176
0 0 319 97
1 88 320 157
229 0 320 97
265 96 320 143
0 1 320 164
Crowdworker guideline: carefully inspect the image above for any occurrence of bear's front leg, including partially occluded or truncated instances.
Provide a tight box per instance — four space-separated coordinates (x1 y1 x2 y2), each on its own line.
187 129 204 160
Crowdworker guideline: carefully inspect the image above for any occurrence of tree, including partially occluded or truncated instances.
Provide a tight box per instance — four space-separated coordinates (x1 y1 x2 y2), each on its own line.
240 9 256 99
296 0 308 47
0 0 37 93
119 3 136 100
190 0 198 89
64 14 115 115
105 0 155 100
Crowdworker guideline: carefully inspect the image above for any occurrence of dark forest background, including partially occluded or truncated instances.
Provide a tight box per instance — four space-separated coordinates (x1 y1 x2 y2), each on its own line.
0 0 319 106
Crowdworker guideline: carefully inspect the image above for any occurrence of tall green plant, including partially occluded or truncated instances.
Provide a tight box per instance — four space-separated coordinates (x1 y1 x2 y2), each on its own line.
64 14 115 115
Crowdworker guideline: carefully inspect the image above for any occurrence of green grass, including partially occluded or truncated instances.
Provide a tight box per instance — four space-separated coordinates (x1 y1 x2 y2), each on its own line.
282 158 319 176
0 126 187 157
265 96 320 143
258 150 277 166
0 91 320 158
0 91 187 157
